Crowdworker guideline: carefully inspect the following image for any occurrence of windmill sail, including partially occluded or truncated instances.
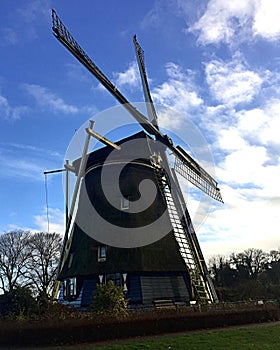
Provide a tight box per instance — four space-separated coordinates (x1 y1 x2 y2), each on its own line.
174 146 223 202
52 10 155 137
133 35 158 128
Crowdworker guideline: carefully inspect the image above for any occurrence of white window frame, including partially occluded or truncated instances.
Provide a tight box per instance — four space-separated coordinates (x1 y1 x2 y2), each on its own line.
98 245 107 262
121 196 130 210
69 277 76 296
63 277 77 298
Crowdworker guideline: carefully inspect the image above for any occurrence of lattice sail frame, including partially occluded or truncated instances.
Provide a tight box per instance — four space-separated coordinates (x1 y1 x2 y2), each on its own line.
174 156 223 203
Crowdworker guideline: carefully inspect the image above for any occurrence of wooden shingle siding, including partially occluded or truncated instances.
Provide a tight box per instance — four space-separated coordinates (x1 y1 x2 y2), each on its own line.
81 278 98 307
141 274 189 305
125 275 142 305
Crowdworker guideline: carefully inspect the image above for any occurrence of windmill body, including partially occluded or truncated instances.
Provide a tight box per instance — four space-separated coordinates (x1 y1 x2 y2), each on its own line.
58 131 192 307
52 10 222 307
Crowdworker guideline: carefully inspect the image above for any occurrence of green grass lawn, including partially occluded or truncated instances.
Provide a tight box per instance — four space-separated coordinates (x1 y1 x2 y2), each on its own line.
15 323 280 350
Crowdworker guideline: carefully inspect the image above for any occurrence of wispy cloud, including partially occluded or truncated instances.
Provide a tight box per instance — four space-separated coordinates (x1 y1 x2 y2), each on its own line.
0 155 46 181
1 28 18 45
23 84 79 115
1 142 62 158
65 63 92 84
141 1 165 29
0 142 62 182
0 95 28 121
1 0 51 46
16 0 50 23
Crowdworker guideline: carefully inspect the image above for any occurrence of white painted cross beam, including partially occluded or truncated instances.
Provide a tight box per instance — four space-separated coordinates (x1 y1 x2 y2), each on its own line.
86 125 121 150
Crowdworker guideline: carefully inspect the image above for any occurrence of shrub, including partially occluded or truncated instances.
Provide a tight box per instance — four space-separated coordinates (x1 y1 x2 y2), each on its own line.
89 281 128 319
0 286 37 318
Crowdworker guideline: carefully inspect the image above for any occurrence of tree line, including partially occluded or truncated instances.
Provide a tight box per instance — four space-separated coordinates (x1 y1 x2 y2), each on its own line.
0 230 61 298
0 230 279 303
208 248 280 301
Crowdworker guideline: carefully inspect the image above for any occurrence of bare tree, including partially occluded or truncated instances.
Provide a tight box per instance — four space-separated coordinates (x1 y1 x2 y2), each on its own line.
230 248 267 279
208 255 238 287
242 248 267 278
0 230 32 292
0 231 62 297
26 232 62 298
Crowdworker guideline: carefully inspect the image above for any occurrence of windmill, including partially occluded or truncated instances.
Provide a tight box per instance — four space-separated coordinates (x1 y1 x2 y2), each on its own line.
52 10 223 307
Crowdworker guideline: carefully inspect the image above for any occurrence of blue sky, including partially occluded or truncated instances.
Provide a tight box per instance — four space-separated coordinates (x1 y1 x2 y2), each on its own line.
0 0 279 257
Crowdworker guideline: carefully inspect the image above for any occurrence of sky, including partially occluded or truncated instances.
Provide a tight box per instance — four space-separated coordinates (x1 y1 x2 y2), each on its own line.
0 0 279 259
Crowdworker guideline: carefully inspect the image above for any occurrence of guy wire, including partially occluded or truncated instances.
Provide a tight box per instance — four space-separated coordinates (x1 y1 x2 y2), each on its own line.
44 173 50 233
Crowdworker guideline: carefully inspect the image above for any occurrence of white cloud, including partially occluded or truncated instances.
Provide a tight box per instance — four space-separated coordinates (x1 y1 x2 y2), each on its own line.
149 58 280 259
103 1 280 261
199 183 280 259
152 62 203 128
114 61 140 88
217 127 248 151
202 97 280 257
238 101 280 147
23 84 79 114
189 0 254 45
253 0 280 40
218 145 268 185
34 207 65 235
205 58 263 106
142 58 277 261
189 0 280 45
4 207 67 236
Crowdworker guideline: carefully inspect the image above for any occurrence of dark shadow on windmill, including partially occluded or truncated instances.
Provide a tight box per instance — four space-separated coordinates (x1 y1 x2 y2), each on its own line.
71 128 178 248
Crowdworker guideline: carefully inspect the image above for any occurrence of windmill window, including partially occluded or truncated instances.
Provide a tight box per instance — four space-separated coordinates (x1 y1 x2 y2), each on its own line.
121 197 130 210
106 273 122 287
98 245 107 262
63 277 77 299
